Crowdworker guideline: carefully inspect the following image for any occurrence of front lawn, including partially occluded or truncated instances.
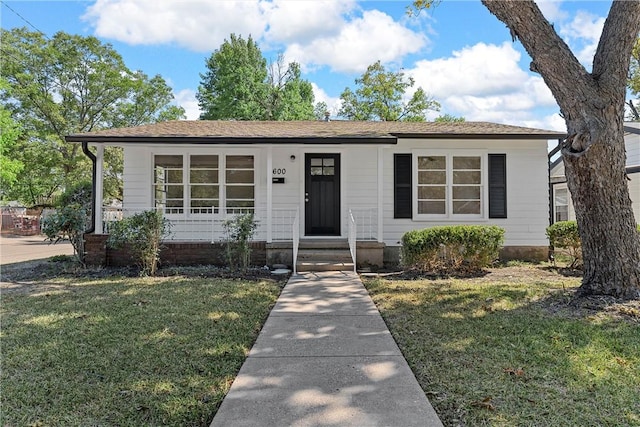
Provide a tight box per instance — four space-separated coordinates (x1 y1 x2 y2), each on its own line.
364 265 640 426
1 273 282 426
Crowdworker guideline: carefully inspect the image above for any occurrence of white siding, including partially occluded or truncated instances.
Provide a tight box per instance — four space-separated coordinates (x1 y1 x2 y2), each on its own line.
122 139 550 247
271 147 301 210
629 174 640 224
626 131 640 166
123 146 152 209
382 138 549 247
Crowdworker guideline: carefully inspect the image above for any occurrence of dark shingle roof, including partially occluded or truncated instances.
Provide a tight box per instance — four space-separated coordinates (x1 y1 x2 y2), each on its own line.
66 120 565 144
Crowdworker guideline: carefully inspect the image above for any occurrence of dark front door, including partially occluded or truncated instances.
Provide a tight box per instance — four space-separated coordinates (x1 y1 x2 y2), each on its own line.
305 153 340 236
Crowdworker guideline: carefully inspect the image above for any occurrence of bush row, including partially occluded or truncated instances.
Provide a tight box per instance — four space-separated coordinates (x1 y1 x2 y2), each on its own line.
401 225 505 273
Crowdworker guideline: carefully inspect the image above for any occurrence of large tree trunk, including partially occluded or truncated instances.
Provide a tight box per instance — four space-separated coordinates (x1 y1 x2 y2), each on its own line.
482 0 640 299
563 119 640 298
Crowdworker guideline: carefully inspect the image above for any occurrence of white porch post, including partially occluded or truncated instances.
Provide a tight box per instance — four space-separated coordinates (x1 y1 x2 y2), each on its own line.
377 146 384 243
95 144 104 234
266 146 273 243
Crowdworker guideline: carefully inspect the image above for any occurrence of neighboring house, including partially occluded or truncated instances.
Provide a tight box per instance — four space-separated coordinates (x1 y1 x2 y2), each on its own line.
66 120 564 269
550 122 640 224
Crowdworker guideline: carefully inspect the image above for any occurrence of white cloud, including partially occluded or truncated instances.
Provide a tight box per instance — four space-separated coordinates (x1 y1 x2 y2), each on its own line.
537 1 569 23
174 89 201 120
281 10 428 73
311 83 342 117
410 42 533 98
524 114 566 133
408 42 559 130
559 10 605 65
83 0 268 52
263 0 356 44
83 0 426 73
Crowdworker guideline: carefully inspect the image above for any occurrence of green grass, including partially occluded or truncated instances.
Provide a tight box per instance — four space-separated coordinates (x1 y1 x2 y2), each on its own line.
364 267 640 427
1 275 282 426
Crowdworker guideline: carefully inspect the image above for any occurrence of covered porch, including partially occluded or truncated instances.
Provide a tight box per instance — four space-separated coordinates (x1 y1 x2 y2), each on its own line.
88 144 387 271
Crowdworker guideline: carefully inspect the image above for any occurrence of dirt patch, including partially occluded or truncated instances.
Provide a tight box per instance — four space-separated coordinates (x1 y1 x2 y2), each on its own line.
367 263 640 324
373 264 570 282
534 288 640 324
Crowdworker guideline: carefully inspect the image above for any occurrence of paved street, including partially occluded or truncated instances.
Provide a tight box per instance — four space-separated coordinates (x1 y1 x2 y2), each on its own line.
0 234 73 265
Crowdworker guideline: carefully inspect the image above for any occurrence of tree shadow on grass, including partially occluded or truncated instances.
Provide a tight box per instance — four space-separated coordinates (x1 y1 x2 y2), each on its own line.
1 275 282 426
362 269 640 427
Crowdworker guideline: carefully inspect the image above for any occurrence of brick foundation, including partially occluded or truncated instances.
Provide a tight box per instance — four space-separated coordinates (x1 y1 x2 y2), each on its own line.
499 246 549 262
84 234 266 268
84 234 108 266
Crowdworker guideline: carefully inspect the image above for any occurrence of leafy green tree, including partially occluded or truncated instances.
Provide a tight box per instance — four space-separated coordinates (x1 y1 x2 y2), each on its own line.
314 101 330 120
0 80 23 197
434 114 465 123
0 28 185 206
197 34 268 120
197 34 315 121
338 60 440 121
265 58 315 120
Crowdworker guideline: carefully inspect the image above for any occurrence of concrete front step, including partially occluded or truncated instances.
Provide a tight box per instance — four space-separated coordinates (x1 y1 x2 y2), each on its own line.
297 249 352 262
296 261 355 272
299 239 349 249
296 244 354 272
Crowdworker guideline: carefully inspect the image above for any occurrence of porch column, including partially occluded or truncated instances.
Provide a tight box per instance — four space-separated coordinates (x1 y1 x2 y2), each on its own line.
94 144 104 234
377 146 384 243
266 146 273 243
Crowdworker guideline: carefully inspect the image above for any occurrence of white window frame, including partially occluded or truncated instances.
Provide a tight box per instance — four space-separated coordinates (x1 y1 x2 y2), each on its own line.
153 154 185 215
152 151 256 218
412 150 487 221
554 186 569 223
188 154 220 216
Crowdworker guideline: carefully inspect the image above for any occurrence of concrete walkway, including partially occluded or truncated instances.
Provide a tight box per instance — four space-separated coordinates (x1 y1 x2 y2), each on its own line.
211 271 443 427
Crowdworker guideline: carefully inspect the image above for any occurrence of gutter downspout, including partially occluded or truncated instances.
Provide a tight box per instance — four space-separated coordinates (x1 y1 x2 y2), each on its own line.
81 142 97 233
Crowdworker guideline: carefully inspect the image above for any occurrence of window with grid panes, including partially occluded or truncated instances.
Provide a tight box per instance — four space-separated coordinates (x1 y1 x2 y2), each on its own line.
189 155 219 214
555 187 569 222
452 156 481 215
416 153 482 217
225 155 254 212
154 155 184 214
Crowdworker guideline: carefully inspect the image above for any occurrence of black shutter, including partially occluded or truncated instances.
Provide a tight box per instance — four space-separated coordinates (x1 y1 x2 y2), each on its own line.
488 154 507 218
394 154 412 218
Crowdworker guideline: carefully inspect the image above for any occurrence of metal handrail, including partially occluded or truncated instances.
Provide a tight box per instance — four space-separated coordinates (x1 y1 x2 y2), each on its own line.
348 206 378 241
292 208 300 275
348 209 357 273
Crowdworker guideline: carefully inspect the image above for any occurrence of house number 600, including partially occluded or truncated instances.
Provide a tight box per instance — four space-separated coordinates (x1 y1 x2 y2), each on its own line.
273 168 286 175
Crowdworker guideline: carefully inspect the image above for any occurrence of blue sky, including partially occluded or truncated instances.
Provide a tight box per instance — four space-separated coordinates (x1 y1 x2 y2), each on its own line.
1 1 614 131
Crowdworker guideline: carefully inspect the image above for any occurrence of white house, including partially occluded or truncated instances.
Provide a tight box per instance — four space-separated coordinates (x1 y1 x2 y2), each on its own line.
550 123 640 224
66 120 564 269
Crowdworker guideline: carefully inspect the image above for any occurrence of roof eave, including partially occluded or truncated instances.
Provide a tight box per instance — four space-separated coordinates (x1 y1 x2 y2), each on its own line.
391 132 566 140
64 135 399 145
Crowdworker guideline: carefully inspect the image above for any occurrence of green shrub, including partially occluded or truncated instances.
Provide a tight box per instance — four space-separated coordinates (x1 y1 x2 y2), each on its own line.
546 221 581 268
401 225 505 273
41 204 89 267
222 212 258 272
107 210 171 276
58 180 92 211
